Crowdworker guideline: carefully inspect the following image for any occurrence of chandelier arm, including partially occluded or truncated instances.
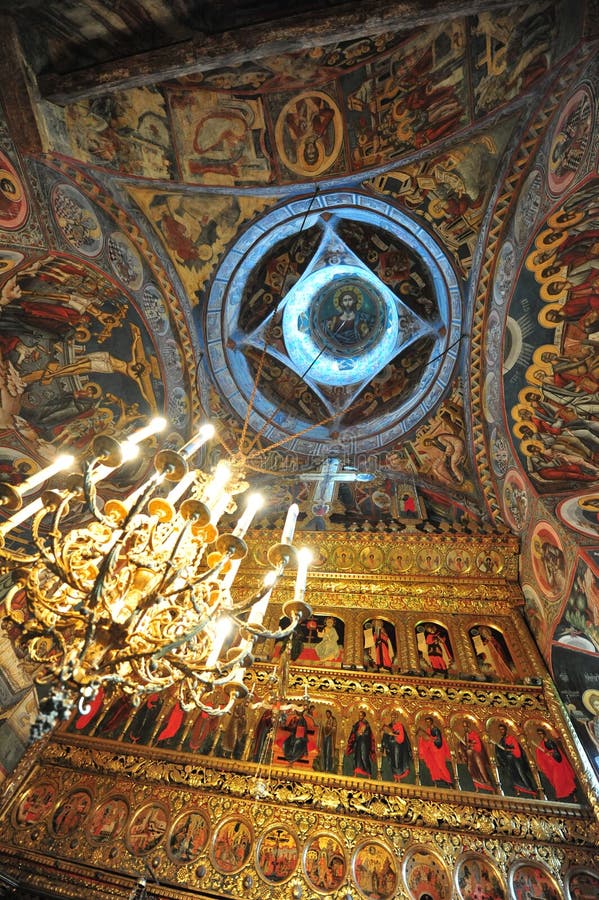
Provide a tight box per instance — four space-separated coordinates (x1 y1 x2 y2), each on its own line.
184 676 248 716
0 547 39 568
29 496 90 594
148 612 217 661
161 548 235 603
82 460 107 524
151 518 198 597
226 572 284 616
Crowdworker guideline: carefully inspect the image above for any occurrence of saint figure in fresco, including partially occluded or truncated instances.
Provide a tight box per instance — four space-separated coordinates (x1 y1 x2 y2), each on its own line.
324 289 373 347
455 722 495 793
381 720 412 782
494 723 537 798
534 728 577 801
318 708 337 773
364 619 395 671
477 626 516 681
282 708 311 763
315 617 342 662
346 710 377 778
420 623 453 675
417 716 453 787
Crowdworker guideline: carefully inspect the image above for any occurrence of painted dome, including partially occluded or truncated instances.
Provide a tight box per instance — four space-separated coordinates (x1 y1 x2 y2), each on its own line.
205 191 462 457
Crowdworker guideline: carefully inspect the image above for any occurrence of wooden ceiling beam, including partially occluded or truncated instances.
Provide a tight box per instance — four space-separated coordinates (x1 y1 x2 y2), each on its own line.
38 0 532 104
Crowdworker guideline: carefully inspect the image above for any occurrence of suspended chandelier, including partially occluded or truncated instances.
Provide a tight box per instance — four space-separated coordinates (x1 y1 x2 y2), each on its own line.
0 419 312 740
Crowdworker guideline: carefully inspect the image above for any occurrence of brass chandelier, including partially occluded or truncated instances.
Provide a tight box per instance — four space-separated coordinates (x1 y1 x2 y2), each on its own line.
0 419 311 739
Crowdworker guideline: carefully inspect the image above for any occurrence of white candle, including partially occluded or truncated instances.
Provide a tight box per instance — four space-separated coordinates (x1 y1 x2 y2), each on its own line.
166 470 195 506
2 497 43 533
232 493 263 538
181 423 215 459
205 617 233 668
220 556 242 590
247 573 276 625
93 440 140 482
127 417 167 445
294 548 312 604
20 454 75 496
281 503 299 545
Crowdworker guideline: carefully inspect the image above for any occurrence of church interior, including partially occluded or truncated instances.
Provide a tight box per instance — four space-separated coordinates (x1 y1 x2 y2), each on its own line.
0 0 597 897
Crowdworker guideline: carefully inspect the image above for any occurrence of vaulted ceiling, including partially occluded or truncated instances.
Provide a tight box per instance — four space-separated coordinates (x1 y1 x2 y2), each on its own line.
0 0 598 781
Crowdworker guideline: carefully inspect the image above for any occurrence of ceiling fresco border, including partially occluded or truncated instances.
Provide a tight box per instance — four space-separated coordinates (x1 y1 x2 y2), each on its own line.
469 47 595 523
37 153 202 425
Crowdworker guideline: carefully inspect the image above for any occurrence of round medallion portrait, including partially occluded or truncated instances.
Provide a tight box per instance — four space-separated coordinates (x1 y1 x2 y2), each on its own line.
502 468 530 532
125 802 169 855
211 816 253 874
352 839 399 900
403 845 452 900
256 825 299 884
456 853 507 900
388 547 414 573
0 150 28 230
13 780 57 828
530 522 567 599
311 279 386 356
51 183 103 255
108 231 144 290
168 809 210 863
86 796 129 844
446 548 472 575
303 833 347 894
510 862 562 900
565 868 599 900
548 87 593 195
51 789 92 836
557 493 599 540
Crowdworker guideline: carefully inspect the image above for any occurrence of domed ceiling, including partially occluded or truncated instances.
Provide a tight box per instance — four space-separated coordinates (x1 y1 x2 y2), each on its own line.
205 192 461 458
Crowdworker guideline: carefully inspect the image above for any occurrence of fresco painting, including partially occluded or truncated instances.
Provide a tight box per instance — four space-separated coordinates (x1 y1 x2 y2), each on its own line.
470 3 564 116
557 492 599 540
127 186 275 299
456 854 506 900
530 522 568 600
403 846 451 900
368 121 514 276
63 87 176 179
510 863 562 900
547 86 593 195
343 21 469 170
352 840 398 900
256 825 299 884
169 90 273 185
0 256 164 478
273 89 344 179
505 180 599 494
0 149 28 232
303 833 347 893
552 556 599 657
